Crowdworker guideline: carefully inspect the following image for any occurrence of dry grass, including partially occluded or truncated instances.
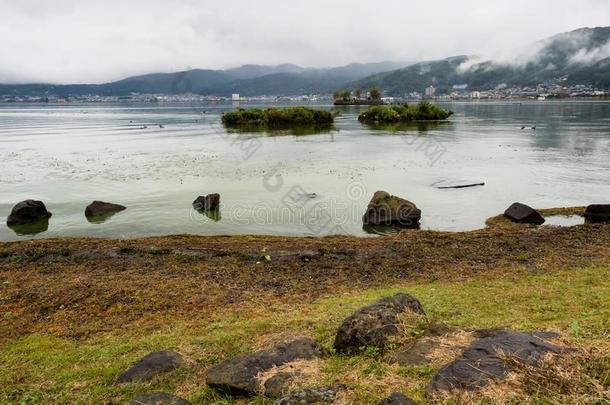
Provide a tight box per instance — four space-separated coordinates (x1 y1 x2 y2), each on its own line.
0 218 609 404
256 359 322 395
442 347 610 404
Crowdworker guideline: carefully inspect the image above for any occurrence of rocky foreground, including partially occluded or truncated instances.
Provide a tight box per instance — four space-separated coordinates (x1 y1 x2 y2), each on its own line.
0 217 609 404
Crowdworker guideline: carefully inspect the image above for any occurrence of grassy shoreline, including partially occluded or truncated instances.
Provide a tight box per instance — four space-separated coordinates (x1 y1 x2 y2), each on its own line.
1 217 609 403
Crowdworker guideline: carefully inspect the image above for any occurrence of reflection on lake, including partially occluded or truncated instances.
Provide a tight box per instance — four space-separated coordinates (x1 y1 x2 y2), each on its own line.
0 100 609 240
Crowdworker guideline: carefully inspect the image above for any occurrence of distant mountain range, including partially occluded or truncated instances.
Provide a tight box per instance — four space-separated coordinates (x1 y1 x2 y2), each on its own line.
1 26 609 98
352 27 610 95
0 62 408 98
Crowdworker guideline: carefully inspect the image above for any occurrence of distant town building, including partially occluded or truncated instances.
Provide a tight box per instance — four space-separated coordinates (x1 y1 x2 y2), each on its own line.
231 93 240 101
470 91 481 99
424 86 436 97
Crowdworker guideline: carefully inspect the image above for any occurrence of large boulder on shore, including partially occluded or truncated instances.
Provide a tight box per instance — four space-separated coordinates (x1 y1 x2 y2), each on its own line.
6 200 52 226
503 202 545 224
362 191 421 227
193 193 220 211
117 351 184 383
428 329 569 393
85 201 126 218
334 293 426 355
206 337 321 396
131 392 191 405
584 204 610 223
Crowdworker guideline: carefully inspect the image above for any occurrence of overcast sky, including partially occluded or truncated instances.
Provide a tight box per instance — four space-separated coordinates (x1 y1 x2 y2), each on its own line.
1 0 609 84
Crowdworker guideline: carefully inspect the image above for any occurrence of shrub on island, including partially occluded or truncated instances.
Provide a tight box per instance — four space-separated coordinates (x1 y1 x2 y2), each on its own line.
221 107 334 128
358 101 452 124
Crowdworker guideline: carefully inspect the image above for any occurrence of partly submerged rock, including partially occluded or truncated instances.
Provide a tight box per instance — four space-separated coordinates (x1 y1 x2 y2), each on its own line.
206 337 321 396
6 200 52 226
274 385 346 405
7 217 50 235
503 202 545 224
131 392 191 405
117 351 184 383
377 392 415 405
334 293 426 355
584 204 610 223
193 193 220 212
428 329 569 392
85 200 126 222
362 191 421 227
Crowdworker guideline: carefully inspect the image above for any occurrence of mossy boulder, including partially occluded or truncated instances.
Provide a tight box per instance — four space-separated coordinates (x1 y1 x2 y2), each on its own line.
362 191 421 227
334 293 425 355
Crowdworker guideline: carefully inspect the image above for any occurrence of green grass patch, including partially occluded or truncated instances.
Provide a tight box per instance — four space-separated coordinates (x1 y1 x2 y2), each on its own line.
1 266 608 404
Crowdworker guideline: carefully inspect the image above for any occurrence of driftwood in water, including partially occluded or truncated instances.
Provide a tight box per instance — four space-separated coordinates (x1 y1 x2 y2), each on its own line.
436 182 485 189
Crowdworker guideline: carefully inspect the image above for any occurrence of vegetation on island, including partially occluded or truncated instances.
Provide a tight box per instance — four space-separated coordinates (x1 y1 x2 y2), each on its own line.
333 87 383 105
221 107 334 128
358 101 453 124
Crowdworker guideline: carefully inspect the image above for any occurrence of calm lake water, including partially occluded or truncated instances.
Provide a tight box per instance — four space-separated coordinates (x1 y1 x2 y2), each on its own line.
1 100 609 241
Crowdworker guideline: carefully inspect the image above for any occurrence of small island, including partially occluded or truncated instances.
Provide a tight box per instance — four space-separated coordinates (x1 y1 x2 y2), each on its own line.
333 88 385 105
221 107 334 129
358 101 453 124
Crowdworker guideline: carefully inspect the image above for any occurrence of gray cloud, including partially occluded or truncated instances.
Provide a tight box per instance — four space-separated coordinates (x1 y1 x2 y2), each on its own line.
0 0 609 83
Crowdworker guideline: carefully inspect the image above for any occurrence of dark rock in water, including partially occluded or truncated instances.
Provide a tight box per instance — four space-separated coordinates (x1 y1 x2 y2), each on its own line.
206 337 321 396
117 351 184 383
274 385 346 405
197 209 221 222
7 217 50 236
85 201 126 222
503 202 545 224
193 193 220 211
377 392 415 405
584 204 610 223
334 293 425 355
428 329 569 392
6 200 52 226
362 191 421 227
131 392 191 405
